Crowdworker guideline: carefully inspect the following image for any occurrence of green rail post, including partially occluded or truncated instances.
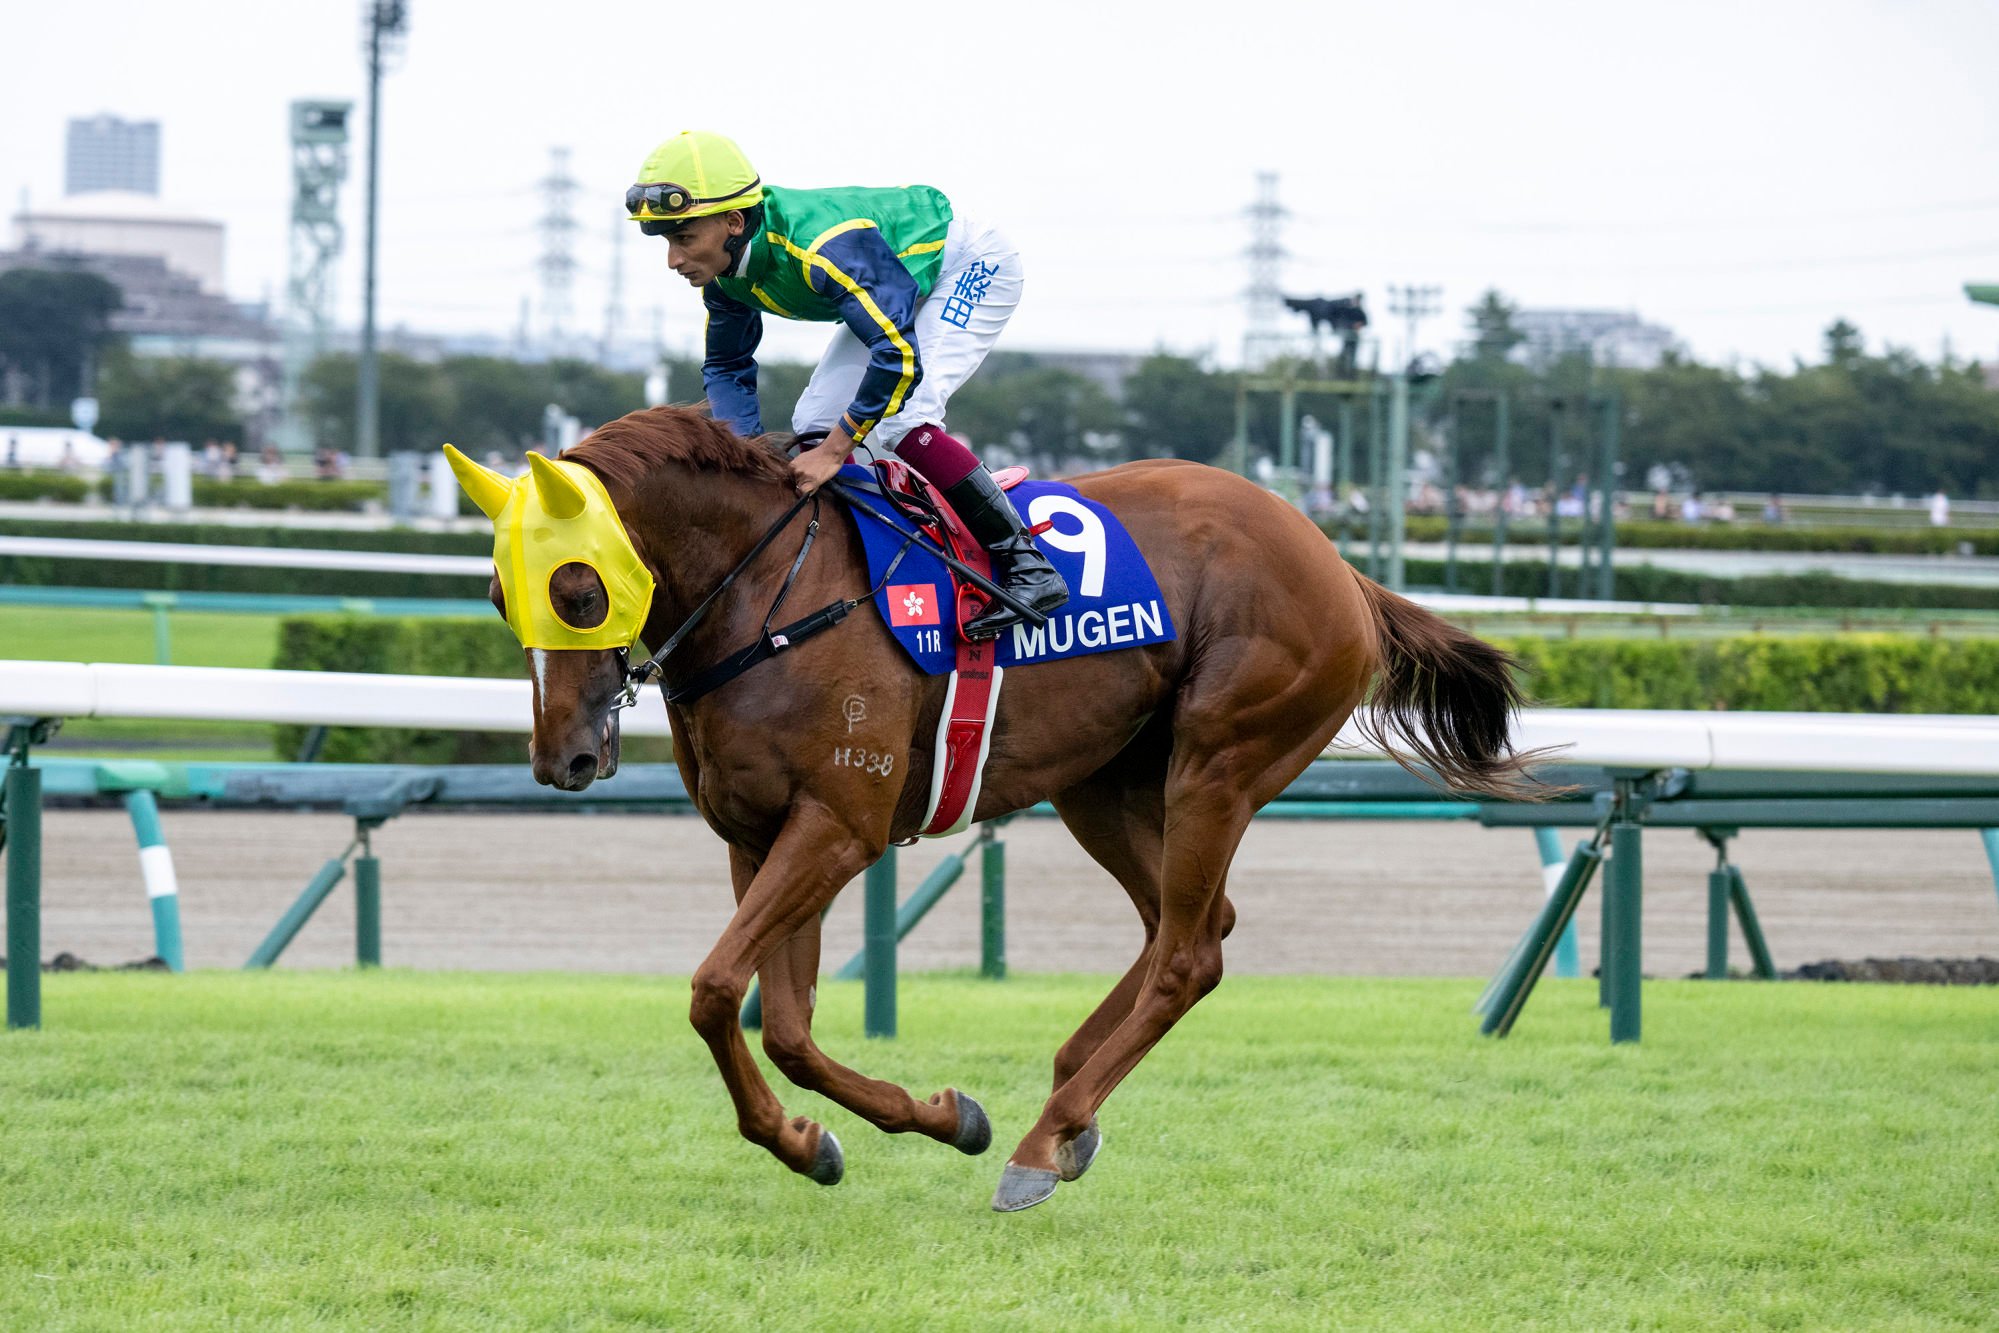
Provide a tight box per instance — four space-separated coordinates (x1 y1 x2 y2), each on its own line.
1490 393 1511 597
863 847 897 1039
835 851 965 981
245 847 352 968
1727 866 1776 979
354 829 381 968
981 827 1006 980
1596 395 1620 601
1533 827 1581 978
1707 867 1732 979
147 596 174 665
1480 838 1603 1037
6 763 43 1030
124 789 184 972
1606 781 1644 1043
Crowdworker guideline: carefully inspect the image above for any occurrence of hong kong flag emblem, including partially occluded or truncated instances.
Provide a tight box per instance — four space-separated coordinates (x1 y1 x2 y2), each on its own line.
887 583 940 626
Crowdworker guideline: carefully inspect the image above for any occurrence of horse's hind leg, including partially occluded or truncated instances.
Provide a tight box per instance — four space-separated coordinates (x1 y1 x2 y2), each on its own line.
752 902 991 1157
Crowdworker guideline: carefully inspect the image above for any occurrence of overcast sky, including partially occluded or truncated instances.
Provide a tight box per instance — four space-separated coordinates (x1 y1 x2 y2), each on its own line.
7 0 1998 372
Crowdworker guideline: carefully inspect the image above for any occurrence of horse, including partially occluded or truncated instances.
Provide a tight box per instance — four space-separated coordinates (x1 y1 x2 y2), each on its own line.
450 405 1542 1212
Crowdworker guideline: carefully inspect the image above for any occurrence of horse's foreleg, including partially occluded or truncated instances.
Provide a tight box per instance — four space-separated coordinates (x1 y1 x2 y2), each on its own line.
756 916 990 1155
691 809 877 1185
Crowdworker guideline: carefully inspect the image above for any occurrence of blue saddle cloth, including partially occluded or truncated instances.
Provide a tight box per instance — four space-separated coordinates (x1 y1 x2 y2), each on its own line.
839 463 1177 676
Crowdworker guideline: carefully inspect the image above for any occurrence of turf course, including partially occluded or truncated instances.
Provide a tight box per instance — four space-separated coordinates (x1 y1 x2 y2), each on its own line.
2 972 1992 1329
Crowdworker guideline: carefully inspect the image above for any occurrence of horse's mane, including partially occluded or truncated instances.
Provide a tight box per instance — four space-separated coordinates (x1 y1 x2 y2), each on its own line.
566 406 792 491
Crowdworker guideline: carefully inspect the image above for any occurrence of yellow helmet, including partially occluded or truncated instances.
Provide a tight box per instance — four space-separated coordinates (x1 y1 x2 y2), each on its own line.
626 131 764 225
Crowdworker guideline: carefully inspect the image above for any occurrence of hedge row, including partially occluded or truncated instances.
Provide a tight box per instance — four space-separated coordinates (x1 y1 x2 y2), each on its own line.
1386 516 1999 556
272 616 1997 761
271 616 673 765
190 479 386 511
0 470 91 503
1395 557 1999 612
1496 634 1999 713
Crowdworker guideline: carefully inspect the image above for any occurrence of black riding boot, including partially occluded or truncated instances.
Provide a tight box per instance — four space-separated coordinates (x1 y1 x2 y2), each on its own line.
943 467 1069 640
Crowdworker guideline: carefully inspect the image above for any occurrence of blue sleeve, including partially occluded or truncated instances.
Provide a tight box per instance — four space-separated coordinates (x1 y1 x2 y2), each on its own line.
701 284 763 437
806 225 923 442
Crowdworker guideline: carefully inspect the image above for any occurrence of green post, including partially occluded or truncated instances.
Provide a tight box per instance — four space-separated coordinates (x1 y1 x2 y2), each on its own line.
6 764 42 1030
1546 400 1565 599
1443 396 1461 593
123 789 184 972
1533 827 1581 977
1727 867 1775 980
1480 839 1602 1037
245 854 348 968
863 846 897 1039
1596 396 1620 601
1491 393 1512 596
148 598 174 665
1386 373 1410 590
1607 800 1643 1043
355 838 381 968
1366 382 1386 580
1706 867 1731 979
981 830 1006 980
1278 383 1298 474
1335 398 1355 546
1231 381 1249 477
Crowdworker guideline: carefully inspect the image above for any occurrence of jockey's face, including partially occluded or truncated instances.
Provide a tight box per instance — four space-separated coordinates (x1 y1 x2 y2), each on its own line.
663 211 745 287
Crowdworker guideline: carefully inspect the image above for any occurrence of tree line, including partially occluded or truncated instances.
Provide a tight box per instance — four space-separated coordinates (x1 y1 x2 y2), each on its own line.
3 261 1995 496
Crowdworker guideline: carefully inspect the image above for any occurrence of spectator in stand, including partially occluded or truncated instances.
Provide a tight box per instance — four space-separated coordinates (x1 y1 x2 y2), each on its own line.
1650 488 1671 520
1680 491 1705 523
200 440 223 477
1762 493 1786 524
1714 498 1737 523
4 436 17 469
314 448 340 481
1929 488 1950 528
58 440 79 472
218 441 239 482
256 445 285 485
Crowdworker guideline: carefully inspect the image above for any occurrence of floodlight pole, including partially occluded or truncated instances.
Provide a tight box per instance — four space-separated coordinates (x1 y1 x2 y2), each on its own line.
356 2 408 460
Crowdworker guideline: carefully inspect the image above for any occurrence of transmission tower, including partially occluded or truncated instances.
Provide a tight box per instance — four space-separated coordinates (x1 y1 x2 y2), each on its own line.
601 209 624 362
277 100 351 452
1243 171 1287 370
1385 283 1443 369
538 147 579 353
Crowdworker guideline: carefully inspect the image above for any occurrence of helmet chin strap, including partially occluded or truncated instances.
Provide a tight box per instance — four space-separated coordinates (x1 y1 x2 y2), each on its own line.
721 205 763 274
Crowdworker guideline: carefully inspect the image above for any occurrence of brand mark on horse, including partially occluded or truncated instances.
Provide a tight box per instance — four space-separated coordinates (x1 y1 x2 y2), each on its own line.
833 746 896 777
842 694 868 732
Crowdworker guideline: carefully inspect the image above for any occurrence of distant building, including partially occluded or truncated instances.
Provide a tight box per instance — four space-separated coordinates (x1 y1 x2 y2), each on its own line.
65 115 161 196
13 192 225 293
1511 308 1677 371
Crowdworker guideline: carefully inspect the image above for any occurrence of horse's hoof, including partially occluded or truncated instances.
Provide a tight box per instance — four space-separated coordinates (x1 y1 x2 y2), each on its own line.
806 1130 844 1187
1055 1116 1102 1182
990 1163 1059 1213
950 1092 993 1157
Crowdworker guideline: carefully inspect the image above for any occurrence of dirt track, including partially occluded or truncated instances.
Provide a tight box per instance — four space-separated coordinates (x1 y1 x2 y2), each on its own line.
32 809 1999 977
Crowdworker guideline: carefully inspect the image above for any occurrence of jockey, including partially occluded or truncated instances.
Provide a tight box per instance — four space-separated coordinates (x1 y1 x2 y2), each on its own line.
626 130 1067 640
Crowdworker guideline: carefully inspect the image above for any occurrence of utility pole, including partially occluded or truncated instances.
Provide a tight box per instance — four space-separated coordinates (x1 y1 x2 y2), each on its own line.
355 0 409 461
539 148 579 355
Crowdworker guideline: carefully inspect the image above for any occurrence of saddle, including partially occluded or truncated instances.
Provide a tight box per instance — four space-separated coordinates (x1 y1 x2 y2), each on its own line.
860 457 1032 645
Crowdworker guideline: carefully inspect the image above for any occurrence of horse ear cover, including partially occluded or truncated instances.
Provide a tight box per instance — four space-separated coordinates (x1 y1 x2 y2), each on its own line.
443 443 514 519
527 451 589 520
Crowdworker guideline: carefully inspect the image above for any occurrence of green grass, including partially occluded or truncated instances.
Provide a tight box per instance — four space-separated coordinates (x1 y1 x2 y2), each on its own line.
1 973 1992 1330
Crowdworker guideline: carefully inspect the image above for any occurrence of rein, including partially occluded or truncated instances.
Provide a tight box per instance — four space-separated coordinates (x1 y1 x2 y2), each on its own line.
615 448 1051 711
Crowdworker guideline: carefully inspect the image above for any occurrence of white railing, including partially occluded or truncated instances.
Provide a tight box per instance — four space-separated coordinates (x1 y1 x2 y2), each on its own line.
8 661 1999 777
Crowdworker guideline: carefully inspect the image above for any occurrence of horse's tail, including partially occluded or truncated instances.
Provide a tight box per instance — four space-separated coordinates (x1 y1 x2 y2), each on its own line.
1351 574 1552 801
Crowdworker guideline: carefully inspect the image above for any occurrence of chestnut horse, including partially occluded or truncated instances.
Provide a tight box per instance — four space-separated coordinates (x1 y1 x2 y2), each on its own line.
499 406 1538 1212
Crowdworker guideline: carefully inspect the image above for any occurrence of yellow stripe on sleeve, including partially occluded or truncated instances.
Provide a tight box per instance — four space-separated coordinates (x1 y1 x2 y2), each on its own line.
773 228 919 420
